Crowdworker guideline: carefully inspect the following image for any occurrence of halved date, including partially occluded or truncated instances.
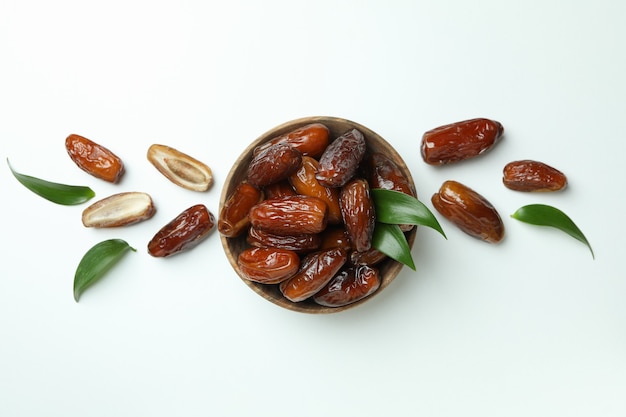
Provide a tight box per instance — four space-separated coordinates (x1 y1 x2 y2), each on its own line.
65 134 125 183
502 160 567 192
421 118 504 165
340 178 376 252
148 204 215 257
316 128 366 188
279 247 347 302
431 180 504 243
237 247 300 284
253 123 330 158
218 181 263 238
247 143 302 188
247 226 321 253
249 195 328 235
313 265 381 308
289 156 342 224
82 191 155 228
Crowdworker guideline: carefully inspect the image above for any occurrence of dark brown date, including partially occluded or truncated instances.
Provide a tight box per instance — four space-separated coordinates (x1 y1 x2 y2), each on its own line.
247 143 302 187
148 204 215 257
263 180 296 199
237 247 300 284
249 195 328 235
253 123 330 158
247 226 321 253
431 180 504 243
313 265 381 307
65 134 125 183
289 156 342 224
340 178 376 252
421 118 504 165
218 181 263 238
502 160 567 192
279 248 347 302
350 248 387 266
320 227 353 252
316 128 366 188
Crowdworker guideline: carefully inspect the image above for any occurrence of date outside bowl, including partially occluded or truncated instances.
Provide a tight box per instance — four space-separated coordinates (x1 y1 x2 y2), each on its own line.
219 116 417 313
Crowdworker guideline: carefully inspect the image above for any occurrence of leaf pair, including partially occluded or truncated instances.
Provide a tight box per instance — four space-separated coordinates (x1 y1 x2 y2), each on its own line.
371 189 446 270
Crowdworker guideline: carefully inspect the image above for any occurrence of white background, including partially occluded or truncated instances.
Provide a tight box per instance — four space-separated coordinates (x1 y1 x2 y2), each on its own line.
1 1 625 416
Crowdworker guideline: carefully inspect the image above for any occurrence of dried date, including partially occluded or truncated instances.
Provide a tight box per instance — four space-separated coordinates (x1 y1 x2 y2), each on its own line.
65 134 125 183
340 178 376 252
237 247 300 284
289 156 342 224
148 204 215 257
249 195 328 235
431 180 504 243
247 143 302 188
218 181 263 238
247 226 321 253
421 118 504 165
316 128 366 188
253 123 330 158
313 265 381 307
502 160 567 192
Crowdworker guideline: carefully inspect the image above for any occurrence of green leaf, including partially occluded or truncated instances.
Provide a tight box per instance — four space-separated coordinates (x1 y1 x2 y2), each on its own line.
371 188 446 238
74 239 136 302
372 222 416 270
511 204 594 259
7 158 95 205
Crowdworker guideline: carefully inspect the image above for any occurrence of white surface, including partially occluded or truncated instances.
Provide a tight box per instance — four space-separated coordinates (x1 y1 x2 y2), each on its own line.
1 1 625 416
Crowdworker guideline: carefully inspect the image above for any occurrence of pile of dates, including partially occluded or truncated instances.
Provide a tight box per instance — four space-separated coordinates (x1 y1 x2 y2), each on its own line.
218 123 415 308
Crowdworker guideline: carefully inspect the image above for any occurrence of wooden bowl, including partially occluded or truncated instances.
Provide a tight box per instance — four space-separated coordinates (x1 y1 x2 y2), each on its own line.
219 116 417 313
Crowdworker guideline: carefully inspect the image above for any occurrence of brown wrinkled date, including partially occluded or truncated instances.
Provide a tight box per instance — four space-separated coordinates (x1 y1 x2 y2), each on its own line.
218 182 263 238
313 265 381 308
65 134 125 183
340 178 376 253
247 143 302 188
237 247 300 284
502 160 567 192
316 128 366 187
431 180 504 243
148 204 215 257
289 156 342 224
279 248 348 302
253 123 330 158
247 226 322 254
249 195 328 235
421 118 504 165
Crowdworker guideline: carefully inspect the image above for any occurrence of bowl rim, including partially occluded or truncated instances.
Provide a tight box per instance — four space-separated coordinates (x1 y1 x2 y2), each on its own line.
219 115 417 314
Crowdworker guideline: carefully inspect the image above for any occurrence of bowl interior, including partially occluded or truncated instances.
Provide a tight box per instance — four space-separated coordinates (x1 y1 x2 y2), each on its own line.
219 116 417 313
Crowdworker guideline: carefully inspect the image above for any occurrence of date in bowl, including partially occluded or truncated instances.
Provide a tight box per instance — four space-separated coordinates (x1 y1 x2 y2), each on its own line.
219 116 417 313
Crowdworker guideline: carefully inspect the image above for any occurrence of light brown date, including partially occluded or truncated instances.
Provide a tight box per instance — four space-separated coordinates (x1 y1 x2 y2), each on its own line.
147 144 213 192
340 178 376 252
263 180 296 199
65 134 125 183
502 160 567 192
249 195 328 235
316 128 366 188
279 248 347 302
218 181 263 238
247 143 302 188
82 192 155 228
247 226 321 253
289 156 342 224
237 247 300 284
313 265 381 308
148 204 215 257
421 118 504 165
431 180 504 243
253 123 330 158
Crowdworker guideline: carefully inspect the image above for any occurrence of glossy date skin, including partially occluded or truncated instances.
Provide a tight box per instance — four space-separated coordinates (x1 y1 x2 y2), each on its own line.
421 118 504 165
218 181 263 238
247 143 302 188
431 180 504 243
253 123 330 159
65 134 125 183
148 204 215 257
237 247 300 284
289 156 342 224
279 247 347 302
502 160 567 192
313 265 381 307
340 178 376 252
249 195 328 235
247 226 321 253
316 128 366 188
